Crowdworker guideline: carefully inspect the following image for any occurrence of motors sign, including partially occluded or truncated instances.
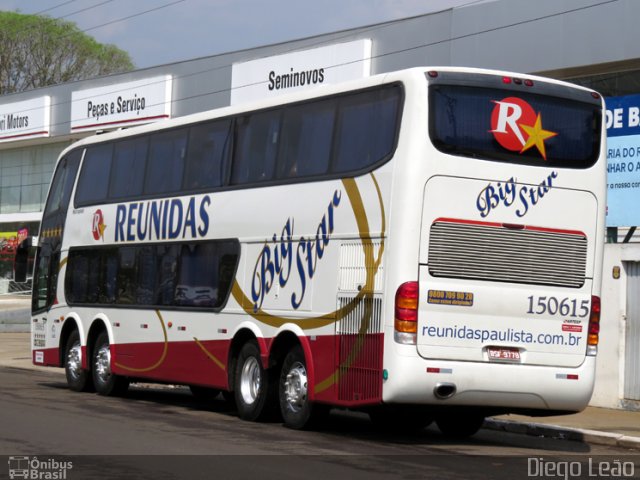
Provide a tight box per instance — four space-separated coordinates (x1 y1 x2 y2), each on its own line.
0 96 50 143
70 76 172 132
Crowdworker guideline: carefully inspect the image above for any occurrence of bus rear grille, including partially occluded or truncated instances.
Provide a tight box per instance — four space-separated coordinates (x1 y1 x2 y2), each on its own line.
428 220 587 288
336 295 383 403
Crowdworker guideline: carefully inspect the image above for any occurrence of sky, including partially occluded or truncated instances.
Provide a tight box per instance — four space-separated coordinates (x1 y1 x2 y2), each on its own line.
0 0 479 69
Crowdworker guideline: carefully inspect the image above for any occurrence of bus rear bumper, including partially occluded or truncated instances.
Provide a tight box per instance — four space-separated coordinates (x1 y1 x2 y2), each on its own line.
381 352 596 413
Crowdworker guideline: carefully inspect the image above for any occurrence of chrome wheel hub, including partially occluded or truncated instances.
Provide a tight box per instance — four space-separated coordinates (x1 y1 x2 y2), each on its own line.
66 342 82 380
94 344 112 384
239 357 261 405
284 362 308 412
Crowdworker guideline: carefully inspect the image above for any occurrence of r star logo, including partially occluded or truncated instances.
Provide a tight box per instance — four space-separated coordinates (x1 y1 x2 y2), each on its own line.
490 97 558 160
92 209 106 241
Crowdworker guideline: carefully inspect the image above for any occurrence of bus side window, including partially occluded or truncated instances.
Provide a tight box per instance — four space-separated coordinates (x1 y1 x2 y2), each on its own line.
333 87 400 174
176 243 217 307
278 100 334 179
117 247 137 305
184 119 231 191
158 245 179 306
174 241 239 308
75 144 113 206
136 246 157 305
144 129 188 195
103 254 118 304
231 111 281 185
109 138 148 199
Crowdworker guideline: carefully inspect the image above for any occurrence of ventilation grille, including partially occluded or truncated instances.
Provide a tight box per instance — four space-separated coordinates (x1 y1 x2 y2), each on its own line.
428 221 587 288
336 295 383 403
338 240 384 292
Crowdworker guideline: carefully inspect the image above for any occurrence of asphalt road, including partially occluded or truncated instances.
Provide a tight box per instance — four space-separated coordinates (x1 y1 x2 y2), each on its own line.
1 366 639 480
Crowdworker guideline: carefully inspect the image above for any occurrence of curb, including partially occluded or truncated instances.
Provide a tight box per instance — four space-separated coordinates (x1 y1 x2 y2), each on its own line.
0 308 30 333
0 298 30 332
485 418 640 450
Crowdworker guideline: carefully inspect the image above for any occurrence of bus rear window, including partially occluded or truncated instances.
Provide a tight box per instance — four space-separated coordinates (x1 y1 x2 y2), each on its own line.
429 85 601 168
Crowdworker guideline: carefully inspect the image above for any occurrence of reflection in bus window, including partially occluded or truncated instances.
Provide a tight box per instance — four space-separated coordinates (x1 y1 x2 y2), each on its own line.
65 240 239 310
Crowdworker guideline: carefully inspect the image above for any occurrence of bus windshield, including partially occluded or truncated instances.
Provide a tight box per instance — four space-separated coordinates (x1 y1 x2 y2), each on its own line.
429 84 602 168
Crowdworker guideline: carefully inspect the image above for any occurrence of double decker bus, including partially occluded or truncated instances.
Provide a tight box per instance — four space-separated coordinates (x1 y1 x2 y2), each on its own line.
23 67 605 436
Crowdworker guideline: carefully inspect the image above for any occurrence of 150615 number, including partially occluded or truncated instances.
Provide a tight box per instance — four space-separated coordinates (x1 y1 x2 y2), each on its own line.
527 296 590 317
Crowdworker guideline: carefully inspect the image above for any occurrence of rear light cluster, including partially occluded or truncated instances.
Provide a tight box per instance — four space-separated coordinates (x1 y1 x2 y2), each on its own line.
394 281 419 345
502 76 534 87
587 295 601 356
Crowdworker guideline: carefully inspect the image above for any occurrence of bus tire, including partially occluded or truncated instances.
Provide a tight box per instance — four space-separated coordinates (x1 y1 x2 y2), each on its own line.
279 345 328 430
368 405 433 433
64 330 93 392
436 411 485 439
92 331 129 396
234 340 276 421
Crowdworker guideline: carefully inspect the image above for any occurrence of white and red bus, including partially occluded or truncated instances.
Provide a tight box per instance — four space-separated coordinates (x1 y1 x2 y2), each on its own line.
24 67 605 436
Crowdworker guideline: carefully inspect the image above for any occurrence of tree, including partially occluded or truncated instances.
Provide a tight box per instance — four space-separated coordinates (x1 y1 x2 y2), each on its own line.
0 11 134 94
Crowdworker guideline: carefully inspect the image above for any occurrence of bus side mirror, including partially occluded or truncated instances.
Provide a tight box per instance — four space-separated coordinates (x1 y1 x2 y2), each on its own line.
14 238 31 283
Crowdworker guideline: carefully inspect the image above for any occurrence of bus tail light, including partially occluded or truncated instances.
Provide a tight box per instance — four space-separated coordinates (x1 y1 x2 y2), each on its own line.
587 295 601 356
394 281 419 345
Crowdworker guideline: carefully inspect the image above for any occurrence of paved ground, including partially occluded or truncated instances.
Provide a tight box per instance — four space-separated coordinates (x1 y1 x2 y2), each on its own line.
2 330 640 451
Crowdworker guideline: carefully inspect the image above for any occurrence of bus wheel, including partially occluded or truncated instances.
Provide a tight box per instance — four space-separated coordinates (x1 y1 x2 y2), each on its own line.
279 345 328 430
234 341 276 421
369 405 433 433
92 331 129 396
436 411 485 439
64 330 93 392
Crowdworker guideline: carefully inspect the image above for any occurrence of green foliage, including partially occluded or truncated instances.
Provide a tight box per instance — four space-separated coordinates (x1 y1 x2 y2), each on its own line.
0 11 134 94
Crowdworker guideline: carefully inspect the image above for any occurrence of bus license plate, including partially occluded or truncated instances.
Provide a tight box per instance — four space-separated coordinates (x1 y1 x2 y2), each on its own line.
487 347 521 362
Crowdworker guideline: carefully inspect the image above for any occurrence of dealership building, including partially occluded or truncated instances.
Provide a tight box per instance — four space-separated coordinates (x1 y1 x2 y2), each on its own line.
1 0 640 410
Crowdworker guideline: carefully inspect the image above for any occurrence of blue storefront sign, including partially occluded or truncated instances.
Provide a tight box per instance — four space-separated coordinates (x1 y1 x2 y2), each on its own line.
606 94 640 227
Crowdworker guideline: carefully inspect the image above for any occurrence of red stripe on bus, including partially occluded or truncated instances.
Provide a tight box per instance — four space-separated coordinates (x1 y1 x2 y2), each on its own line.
433 217 586 237
108 333 383 406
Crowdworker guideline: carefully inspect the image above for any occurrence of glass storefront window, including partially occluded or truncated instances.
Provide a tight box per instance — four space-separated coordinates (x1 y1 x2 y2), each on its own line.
0 142 69 215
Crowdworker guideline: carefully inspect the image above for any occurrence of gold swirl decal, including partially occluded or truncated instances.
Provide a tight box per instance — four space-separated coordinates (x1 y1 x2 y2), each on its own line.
193 337 226 370
315 175 385 394
231 173 386 394
114 310 169 373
